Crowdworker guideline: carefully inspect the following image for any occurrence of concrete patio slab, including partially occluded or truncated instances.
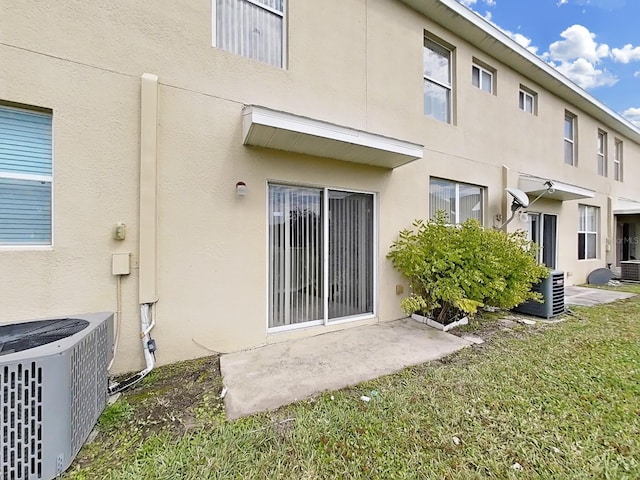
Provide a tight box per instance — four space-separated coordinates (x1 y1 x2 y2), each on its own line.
565 286 635 306
221 318 472 419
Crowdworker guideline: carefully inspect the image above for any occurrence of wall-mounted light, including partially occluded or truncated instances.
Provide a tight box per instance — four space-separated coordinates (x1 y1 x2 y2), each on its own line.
236 181 247 197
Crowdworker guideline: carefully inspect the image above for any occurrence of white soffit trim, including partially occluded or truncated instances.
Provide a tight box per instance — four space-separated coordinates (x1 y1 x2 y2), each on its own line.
241 105 424 169
519 174 596 202
613 198 640 215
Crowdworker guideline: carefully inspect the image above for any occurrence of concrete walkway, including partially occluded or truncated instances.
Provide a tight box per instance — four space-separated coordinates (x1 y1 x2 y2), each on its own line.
221 319 472 419
565 286 635 306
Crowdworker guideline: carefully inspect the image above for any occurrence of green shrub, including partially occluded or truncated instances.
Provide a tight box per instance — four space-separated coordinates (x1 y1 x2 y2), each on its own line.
387 212 548 323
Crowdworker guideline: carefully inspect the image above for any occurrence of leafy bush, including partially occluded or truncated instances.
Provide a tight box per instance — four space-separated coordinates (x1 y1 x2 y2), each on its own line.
387 212 549 323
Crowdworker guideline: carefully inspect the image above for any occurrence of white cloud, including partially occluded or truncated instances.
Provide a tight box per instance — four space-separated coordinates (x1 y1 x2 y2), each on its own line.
557 0 568 5
545 25 609 63
485 0 496 6
458 0 477 6
635 71 640 78
611 44 640 64
549 58 618 89
622 107 640 127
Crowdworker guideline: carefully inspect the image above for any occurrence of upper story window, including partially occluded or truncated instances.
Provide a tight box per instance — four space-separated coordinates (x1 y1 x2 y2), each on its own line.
213 0 285 68
614 139 623 181
471 62 494 94
578 205 598 260
423 37 453 124
0 104 52 246
597 130 607 177
519 86 536 114
564 111 576 166
429 178 483 224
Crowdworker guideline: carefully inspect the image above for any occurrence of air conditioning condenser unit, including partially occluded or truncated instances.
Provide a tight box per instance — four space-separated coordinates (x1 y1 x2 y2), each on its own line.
0 312 114 480
513 270 565 319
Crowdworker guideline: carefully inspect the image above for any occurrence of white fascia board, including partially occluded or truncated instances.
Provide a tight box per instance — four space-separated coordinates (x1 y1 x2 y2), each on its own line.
613 198 640 215
242 105 424 167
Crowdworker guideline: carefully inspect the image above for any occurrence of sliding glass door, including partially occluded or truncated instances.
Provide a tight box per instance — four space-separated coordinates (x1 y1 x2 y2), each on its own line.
268 184 374 329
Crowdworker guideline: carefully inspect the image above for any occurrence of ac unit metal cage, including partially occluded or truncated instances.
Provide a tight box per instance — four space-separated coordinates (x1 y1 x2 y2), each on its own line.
620 260 640 282
0 312 114 480
513 270 565 319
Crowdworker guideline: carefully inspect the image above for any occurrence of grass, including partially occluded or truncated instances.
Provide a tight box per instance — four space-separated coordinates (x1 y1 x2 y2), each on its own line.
66 292 640 479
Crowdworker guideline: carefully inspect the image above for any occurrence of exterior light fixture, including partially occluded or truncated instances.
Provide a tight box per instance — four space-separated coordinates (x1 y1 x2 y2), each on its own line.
236 181 247 196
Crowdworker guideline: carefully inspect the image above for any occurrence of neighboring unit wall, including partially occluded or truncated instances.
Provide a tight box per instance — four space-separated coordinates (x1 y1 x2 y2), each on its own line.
1 0 639 372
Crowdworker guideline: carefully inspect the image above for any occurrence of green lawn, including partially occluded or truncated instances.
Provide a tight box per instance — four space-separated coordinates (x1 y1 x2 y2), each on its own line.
67 290 640 479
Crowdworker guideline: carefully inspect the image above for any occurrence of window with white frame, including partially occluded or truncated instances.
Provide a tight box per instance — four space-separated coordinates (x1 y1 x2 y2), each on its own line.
614 139 623 181
429 178 483 224
268 184 374 329
213 0 285 68
578 205 598 260
0 104 52 246
597 130 607 177
564 112 576 166
519 86 536 114
423 37 452 123
472 63 493 94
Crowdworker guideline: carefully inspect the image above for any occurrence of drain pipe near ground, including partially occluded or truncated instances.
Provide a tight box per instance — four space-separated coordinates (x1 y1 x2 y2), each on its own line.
108 73 159 395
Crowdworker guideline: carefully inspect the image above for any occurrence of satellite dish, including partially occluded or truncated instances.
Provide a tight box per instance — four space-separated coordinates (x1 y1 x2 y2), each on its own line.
506 187 530 209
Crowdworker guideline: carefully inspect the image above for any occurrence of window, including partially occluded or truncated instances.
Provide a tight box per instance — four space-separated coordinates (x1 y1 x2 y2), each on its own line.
597 130 607 177
423 37 452 123
578 205 598 260
564 112 576 166
213 0 285 68
429 178 483 224
0 104 52 246
268 184 374 329
614 139 623 181
472 63 493 94
519 86 536 114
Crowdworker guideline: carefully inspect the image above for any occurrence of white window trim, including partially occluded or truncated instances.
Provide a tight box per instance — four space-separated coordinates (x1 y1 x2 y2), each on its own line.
564 112 576 166
265 181 378 334
211 0 288 68
614 139 623 181
597 130 607 177
472 63 494 94
423 37 453 124
578 205 599 260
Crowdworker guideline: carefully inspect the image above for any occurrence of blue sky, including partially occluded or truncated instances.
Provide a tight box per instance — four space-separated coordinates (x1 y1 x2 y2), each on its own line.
458 0 640 127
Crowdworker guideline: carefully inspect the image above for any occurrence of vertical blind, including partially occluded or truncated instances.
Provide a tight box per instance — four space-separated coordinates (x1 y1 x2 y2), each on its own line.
268 185 374 329
216 0 284 67
0 105 52 245
429 178 483 224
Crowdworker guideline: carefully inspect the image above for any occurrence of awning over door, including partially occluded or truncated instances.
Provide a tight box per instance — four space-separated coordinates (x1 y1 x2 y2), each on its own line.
613 198 640 215
242 105 424 169
519 173 595 201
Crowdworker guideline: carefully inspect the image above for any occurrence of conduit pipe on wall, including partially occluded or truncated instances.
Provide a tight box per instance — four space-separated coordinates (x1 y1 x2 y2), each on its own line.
109 73 159 394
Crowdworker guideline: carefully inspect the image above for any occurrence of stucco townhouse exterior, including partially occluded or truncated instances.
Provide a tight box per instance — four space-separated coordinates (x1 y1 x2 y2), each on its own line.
1 0 639 373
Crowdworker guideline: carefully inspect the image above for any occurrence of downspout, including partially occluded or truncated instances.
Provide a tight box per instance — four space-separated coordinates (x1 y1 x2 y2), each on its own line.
109 73 159 394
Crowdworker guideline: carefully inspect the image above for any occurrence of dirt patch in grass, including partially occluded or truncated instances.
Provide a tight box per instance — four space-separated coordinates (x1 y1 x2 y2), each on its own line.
67 355 224 477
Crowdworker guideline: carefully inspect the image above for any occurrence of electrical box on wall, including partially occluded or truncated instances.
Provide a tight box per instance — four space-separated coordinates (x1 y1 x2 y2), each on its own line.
112 253 131 275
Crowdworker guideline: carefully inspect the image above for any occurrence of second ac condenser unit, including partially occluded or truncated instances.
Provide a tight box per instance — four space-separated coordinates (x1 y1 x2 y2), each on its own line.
513 270 565 319
620 260 640 282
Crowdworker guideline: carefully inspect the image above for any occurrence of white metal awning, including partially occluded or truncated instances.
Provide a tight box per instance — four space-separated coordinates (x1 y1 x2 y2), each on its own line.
519 174 596 201
241 105 424 169
613 198 640 215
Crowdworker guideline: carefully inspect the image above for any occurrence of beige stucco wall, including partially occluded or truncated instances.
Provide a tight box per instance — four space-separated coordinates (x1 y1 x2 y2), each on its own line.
1 0 639 372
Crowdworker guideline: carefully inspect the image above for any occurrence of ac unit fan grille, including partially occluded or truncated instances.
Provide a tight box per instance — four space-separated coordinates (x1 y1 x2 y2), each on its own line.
1 362 43 480
620 261 640 282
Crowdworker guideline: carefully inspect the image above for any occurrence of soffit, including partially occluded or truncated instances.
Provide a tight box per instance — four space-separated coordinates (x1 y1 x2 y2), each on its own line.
242 105 424 169
519 174 596 202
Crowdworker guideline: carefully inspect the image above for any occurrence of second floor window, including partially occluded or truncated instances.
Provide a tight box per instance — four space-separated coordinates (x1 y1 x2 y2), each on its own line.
614 139 623 181
597 130 607 177
564 112 576 166
423 37 452 124
472 63 493 94
214 0 285 68
519 87 536 114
